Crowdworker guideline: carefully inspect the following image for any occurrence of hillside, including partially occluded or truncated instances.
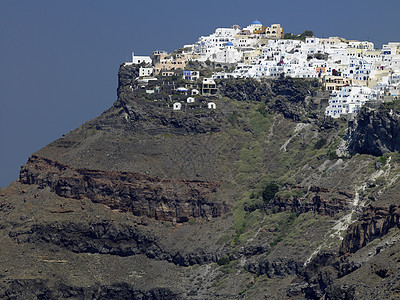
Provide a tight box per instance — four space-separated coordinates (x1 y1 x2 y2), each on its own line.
1 64 400 299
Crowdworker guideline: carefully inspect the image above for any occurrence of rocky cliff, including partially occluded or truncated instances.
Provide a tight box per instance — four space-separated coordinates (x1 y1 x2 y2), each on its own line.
19 155 226 223
1 64 400 299
340 205 400 255
348 105 400 156
266 185 353 217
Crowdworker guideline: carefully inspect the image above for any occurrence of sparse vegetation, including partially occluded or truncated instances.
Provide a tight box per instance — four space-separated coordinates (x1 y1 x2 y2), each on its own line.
283 30 314 41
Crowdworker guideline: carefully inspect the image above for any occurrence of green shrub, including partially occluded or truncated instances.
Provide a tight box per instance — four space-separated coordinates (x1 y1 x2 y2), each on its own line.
314 138 327 150
217 256 230 266
379 155 388 165
328 150 338 160
262 183 279 204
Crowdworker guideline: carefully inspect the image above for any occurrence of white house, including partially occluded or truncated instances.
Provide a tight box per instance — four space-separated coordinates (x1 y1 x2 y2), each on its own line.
325 86 371 118
343 58 372 82
139 67 154 77
196 27 239 52
211 42 242 63
242 20 263 33
131 51 152 64
208 102 216 109
183 70 200 81
303 37 324 55
173 102 182 110
187 97 195 103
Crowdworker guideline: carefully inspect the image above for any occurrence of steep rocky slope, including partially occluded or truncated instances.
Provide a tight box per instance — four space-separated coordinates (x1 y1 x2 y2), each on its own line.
1 64 400 299
349 103 400 156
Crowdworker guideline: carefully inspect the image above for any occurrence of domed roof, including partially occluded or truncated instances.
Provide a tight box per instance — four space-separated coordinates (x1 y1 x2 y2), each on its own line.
225 41 234 46
251 20 262 25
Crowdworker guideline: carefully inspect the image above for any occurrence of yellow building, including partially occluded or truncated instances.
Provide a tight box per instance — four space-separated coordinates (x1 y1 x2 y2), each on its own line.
154 54 187 74
253 24 283 39
323 76 353 91
364 49 381 59
242 49 262 64
319 36 347 46
368 69 391 88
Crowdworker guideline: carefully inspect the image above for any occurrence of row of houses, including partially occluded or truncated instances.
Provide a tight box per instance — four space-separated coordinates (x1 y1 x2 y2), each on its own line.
126 20 400 118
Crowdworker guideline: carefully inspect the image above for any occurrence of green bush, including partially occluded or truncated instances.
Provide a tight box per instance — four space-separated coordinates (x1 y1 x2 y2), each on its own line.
262 183 279 204
328 150 338 160
217 256 230 266
314 138 327 150
379 155 388 165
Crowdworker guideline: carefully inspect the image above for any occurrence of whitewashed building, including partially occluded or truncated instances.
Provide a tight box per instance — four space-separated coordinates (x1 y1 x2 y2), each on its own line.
343 58 372 82
208 102 216 109
173 102 182 110
325 86 371 118
130 51 152 65
196 27 239 53
210 42 242 63
139 67 154 77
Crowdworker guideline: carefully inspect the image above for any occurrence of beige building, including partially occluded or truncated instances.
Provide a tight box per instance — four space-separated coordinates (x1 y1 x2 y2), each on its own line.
155 55 187 74
323 76 353 91
152 50 168 64
202 78 217 95
265 24 283 39
364 49 381 59
253 24 283 39
368 69 392 88
319 36 347 46
242 49 262 64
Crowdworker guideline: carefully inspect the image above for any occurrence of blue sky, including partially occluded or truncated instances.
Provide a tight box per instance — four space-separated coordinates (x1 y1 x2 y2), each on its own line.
1 0 399 187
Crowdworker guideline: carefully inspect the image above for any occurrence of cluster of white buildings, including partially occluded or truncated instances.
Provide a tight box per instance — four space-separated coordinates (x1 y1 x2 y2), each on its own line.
127 20 400 118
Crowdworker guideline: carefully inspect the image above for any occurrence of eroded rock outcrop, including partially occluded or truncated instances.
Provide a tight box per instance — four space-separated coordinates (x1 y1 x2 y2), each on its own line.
339 204 400 255
19 155 228 223
245 258 301 278
287 251 340 299
117 63 142 94
267 186 353 217
348 107 400 156
8 220 225 266
1 279 180 300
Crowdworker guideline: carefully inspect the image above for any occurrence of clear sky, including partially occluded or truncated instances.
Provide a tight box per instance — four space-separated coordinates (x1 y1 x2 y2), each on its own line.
1 0 399 187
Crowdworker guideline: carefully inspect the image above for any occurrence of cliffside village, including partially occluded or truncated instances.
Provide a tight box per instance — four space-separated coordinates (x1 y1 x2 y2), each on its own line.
125 20 400 119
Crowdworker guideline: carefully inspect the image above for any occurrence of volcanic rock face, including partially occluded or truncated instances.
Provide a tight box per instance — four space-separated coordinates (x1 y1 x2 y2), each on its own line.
267 186 353 217
245 258 301 278
19 155 227 223
340 205 400 255
4 279 180 300
348 107 400 156
117 63 141 94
